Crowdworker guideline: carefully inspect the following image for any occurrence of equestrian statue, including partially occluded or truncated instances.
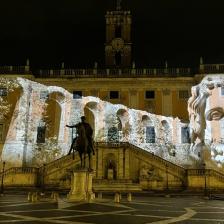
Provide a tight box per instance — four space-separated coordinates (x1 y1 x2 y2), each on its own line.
66 116 95 168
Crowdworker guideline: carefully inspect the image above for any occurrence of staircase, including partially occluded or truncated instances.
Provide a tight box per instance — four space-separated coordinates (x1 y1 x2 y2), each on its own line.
1 142 224 192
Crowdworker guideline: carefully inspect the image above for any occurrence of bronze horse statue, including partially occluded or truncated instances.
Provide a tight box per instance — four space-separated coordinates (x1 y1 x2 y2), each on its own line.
66 117 95 168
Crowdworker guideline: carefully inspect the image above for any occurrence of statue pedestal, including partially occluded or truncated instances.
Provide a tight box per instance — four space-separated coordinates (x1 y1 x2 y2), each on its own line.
67 168 94 202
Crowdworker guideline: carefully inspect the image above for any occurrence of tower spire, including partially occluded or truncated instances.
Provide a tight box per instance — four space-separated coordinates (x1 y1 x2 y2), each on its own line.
116 0 122 10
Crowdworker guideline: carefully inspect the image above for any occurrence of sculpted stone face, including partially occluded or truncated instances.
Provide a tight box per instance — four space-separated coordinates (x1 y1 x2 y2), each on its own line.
188 75 224 164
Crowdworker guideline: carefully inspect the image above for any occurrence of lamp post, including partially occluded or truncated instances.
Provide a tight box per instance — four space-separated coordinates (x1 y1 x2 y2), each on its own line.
42 163 46 195
165 164 168 191
203 163 207 196
1 161 6 195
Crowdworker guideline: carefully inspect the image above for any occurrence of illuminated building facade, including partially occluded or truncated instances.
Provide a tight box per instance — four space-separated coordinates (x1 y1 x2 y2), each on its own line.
1 2 224 191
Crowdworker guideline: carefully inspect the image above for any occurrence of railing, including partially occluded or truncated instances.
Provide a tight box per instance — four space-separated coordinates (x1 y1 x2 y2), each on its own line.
93 179 132 184
39 153 76 174
0 66 31 74
200 64 224 74
0 167 38 178
34 67 193 78
187 169 224 182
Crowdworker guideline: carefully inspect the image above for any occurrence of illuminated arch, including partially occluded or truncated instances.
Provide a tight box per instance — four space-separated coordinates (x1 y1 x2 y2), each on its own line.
84 101 99 139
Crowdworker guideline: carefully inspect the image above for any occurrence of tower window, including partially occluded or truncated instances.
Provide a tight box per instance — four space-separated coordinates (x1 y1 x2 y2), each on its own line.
0 88 7 96
115 25 122 38
110 91 119 99
115 52 121 66
145 91 155 99
73 91 82 99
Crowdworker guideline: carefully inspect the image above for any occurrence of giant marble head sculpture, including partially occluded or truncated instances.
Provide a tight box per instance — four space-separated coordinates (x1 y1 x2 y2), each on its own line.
188 75 224 163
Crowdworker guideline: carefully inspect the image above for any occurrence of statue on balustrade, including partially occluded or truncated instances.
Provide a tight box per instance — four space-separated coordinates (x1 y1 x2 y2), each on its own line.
66 116 95 168
188 75 224 164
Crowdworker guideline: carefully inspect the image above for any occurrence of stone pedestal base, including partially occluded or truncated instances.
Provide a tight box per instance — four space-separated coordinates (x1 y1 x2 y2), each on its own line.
67 169 94 202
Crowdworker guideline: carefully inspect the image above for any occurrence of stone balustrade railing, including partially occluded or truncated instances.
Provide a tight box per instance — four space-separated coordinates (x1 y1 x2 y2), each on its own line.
187 169 224 181
0 66 31 74
39 153 75 174
0 167 38 178
34 67 192 78
2 63 224 76
200 64 224 74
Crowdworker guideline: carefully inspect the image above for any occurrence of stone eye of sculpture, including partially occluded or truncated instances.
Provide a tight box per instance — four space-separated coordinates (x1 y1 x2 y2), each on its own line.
205 107 224 121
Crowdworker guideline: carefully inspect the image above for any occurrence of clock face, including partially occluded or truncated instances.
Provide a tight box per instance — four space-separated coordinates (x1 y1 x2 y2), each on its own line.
111 38 124 51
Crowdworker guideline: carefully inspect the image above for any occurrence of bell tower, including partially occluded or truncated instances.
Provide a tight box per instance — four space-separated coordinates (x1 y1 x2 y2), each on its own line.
105 0 132 67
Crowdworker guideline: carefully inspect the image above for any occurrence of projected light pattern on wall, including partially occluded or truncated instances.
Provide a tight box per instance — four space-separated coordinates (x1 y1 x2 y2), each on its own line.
2 76 223 170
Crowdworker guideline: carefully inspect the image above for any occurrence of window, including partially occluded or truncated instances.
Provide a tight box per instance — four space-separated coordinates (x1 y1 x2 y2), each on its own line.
40 91 49 100
179 90 189 99
115 25 122 38
73 91 82 99
0 88 7 96
181 127 190 143
36 126 46 143
115 52 121 66
145 90 155 99
108 127 119 142
146 126 155 143
221 87 224 96
0 124 3 141
110 91 119 99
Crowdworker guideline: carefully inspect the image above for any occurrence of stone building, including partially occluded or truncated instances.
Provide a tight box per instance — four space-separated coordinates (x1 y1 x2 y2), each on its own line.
1 2 224 191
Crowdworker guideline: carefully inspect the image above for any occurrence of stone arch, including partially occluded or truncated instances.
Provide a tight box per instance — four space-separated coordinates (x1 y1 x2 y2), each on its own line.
84 101 99 139
1 85 22 156
104 153 117 179
1 80 24 168
116 108 130 141
142 115 152 127
43 92 63 140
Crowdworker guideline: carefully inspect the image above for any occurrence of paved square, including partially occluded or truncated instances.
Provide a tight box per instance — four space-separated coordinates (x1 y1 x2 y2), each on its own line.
1 194 224 223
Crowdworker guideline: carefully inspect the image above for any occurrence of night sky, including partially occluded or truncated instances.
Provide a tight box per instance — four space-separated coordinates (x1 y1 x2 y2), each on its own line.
1 0 224 69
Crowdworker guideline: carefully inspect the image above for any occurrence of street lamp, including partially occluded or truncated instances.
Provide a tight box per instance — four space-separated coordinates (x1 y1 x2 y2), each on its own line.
41 163 46 195
1 161 6 195
203 163 207 196
165 164 168 191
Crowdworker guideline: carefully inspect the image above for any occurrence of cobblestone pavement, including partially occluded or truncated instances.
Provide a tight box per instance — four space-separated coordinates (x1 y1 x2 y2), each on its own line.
1 194 224 224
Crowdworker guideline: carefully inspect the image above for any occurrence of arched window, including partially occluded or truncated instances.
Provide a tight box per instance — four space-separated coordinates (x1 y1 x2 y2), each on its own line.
146 126 155 143
115 25 122 37
115 52 121 66
108 127 119 142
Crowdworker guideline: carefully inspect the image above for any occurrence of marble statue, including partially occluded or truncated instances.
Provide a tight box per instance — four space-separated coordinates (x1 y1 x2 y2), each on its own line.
188 75 224 163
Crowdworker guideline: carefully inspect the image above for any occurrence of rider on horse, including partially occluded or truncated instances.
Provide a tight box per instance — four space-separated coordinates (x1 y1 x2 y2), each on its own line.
66 116 95 156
